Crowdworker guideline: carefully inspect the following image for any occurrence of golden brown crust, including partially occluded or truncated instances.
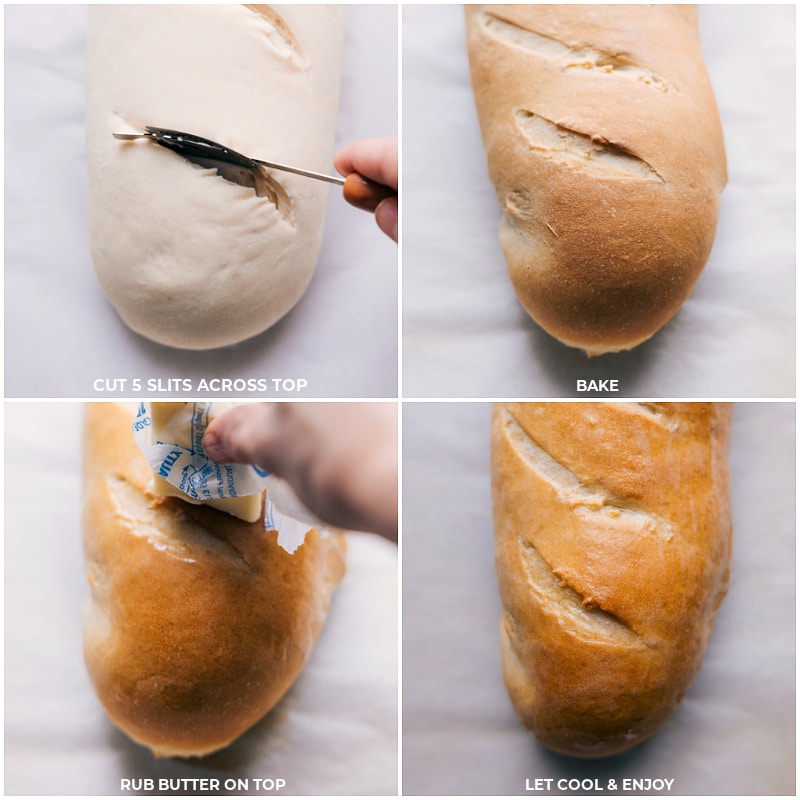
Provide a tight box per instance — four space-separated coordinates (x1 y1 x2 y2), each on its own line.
491 402 732 756
466 5 727 354
82 403 346 757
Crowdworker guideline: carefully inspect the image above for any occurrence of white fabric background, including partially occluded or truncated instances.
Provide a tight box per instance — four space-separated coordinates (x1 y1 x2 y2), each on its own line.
402 402 795 796
4 5 398 399
402 5 795 398
4 403 398 795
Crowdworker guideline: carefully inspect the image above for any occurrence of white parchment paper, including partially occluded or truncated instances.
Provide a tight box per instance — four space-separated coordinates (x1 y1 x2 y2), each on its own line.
402 5 795 398
4 403 398 796
4 5 398 399
402 402 795 796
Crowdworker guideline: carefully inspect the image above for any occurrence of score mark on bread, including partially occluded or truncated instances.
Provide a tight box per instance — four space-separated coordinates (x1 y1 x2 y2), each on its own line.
500 406 676 543
180 152 293 217
244 5 307 69
513 110 664 182
480 11 673 92
515 538 648 648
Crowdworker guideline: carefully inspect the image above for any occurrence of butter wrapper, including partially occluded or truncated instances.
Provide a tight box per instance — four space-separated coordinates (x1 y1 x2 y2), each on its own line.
264 474 326 554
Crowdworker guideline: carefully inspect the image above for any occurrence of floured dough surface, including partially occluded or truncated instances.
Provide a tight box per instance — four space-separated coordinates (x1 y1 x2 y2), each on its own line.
86 5 344 349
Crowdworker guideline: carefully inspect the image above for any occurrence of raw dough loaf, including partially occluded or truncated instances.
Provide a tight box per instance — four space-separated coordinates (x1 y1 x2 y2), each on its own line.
86 5 344 349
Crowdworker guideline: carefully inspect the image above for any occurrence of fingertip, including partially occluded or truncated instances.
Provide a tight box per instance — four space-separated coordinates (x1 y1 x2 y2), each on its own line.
333 137 398 190
202 429 230 462
333 148 349 178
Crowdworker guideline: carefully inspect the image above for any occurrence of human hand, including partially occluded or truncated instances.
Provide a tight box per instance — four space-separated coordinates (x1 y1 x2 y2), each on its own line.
335 136 398 243
203 403 398 541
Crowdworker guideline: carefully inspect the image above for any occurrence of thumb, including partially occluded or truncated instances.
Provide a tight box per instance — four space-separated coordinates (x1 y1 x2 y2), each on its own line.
375 197 398 242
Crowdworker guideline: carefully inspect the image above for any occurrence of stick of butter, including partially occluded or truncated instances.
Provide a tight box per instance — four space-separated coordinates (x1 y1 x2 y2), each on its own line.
152 473 264 523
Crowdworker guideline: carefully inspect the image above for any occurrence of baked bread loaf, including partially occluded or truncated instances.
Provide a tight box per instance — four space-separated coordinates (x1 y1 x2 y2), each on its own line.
491 402 732 756
466 5 727 355
86 5 344 349
82 403 346 757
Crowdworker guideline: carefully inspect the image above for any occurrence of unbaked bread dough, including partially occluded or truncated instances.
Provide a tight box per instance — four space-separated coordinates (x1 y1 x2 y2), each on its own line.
86 5 344 349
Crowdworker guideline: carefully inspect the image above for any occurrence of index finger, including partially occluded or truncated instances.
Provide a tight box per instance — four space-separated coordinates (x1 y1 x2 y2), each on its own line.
334 137 398 190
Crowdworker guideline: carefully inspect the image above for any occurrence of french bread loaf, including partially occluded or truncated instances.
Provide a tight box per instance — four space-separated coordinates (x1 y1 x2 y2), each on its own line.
86 5 343 349
491 402 732 756
466 6 727 355
82 402 346 757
